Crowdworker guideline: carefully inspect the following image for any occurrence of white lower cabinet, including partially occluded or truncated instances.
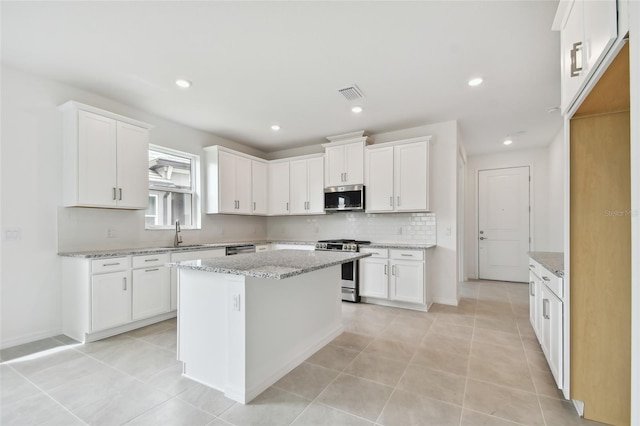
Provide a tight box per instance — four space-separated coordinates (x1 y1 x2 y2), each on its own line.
91 269 131 332
541 284 563 387
132 254 171 321
360 248 429 310
528 255 565 395
63 254 176 342
170 248 226 311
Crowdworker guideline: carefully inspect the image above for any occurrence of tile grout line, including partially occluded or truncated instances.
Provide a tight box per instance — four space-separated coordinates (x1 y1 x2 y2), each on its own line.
459 290 479 426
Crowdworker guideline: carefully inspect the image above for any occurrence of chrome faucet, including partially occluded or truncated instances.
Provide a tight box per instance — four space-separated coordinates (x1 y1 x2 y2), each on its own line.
174 220 183 247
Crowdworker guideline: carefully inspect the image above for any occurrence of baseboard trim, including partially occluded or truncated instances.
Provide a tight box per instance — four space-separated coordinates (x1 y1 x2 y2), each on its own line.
432 297 459 306
572 399 585 417
1 327 63 350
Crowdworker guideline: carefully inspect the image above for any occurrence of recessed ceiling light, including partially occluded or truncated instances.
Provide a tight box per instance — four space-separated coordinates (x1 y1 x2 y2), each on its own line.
175 79 192 88
468 77 483 87
271 124 281 131
503 139 513 146
351 106 363 113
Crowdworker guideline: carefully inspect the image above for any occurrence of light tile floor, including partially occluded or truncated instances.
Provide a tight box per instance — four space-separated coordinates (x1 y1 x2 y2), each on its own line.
0 280 607 426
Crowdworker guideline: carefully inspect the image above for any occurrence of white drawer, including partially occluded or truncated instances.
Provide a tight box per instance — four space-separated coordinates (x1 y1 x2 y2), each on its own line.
132 253 170 269
528 258 541 278
91 257 129 274
390 249 424 261
541 267 563 298
360 247 388 258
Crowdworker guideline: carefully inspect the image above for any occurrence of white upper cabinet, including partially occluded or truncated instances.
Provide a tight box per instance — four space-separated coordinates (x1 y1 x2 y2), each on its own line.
556 0 617 113
59 101 152 209
365 137 431 213
205 146 263 215
323 132 369 187
289 155 324 215
268 161 290 215
252 160 268 215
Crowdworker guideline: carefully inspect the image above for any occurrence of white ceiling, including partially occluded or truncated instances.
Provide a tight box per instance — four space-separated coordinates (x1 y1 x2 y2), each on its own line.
1 1 562 155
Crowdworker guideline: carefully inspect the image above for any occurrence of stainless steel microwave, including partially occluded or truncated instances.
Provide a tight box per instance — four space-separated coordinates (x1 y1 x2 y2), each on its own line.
324 185 365 212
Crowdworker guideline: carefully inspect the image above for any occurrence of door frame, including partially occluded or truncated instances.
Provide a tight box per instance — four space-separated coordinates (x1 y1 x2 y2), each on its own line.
474 165 533 280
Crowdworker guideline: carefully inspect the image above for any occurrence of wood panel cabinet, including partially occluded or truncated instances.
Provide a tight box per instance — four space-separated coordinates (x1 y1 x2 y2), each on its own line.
365 137 431 213
59 101 152 209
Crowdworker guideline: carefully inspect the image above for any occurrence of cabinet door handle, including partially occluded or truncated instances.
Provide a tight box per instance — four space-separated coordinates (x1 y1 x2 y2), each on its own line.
391 265 396 276
529 281 535 296
570 41 583 77
384 264 388 275
119 188 122 201
389 196 393 207
397 196 400 206
144 258 159 262
344 172 347 182
543 299 550 319
286 202 289 211
529 264 535 268
145 268 159 272
123 277 127 291
254 201 256 211
112 187 117 200
103 262 120 267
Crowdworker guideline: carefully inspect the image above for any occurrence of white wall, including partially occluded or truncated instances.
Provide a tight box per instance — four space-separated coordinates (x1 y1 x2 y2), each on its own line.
547 127 565 251
464 147 550 280
0 66 268 348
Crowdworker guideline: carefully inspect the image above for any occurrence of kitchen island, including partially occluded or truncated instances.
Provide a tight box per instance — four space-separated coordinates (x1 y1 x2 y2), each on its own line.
170 249 371 404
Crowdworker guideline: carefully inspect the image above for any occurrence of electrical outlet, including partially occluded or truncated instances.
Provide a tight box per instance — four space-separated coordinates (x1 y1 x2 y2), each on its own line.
3 227 22 241
105 228 117 238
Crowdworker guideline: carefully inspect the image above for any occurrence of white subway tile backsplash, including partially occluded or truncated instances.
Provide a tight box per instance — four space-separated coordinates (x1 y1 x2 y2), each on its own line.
266 212 436 244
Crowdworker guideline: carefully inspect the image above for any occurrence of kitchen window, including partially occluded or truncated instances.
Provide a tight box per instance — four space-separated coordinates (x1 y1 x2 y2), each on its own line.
146 145 201 230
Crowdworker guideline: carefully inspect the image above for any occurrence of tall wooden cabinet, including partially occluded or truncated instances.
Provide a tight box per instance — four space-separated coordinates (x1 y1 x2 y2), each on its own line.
59 101 152 209
569 44 630 426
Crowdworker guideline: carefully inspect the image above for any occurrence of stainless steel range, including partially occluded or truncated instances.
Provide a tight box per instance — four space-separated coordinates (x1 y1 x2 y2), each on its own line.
315 239 370 302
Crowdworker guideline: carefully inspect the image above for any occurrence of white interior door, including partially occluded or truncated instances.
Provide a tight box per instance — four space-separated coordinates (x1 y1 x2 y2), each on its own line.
478 166 530 282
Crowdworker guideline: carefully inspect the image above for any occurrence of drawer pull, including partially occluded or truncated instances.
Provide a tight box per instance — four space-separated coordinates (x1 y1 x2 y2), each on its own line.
400 254 413 257
103 262 120 267
542 276 551 281
145 268 159 272
144 258 159 262
543 299 550 319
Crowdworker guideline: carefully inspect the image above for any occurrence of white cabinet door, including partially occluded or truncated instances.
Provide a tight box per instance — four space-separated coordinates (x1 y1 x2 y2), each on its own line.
252 161 268 215
529 271 538 335
116 121 149 209
170 248 225 311
344 142 364 185
541 284 563 387
78 110 118 207
325 145 345 187
307 156 325 214
359 257 388 298
91 270 131 332
366 146 394 212
394 141 428 212
560 0 585 112
269 161 290 215
583 0 617 73
390 260 424 304
218 150 238 213
132 266 171 321
289 159 308 214
235 156 252 214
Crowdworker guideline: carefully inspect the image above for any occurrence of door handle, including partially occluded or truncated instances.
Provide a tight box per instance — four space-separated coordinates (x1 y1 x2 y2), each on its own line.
397 196 400 206
389 196 393 207
391 265 396 276
286 202 289 211
112 187 117 200
384 264 388 275
123 277 127 291
344 172 347 182
119 188 123 201
570 41 583 77
254 201 256 211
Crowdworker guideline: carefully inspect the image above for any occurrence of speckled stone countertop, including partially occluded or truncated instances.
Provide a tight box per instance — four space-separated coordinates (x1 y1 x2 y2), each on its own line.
365 242 436 250
170 249 371 280
58 241 272 258
529 251 564 278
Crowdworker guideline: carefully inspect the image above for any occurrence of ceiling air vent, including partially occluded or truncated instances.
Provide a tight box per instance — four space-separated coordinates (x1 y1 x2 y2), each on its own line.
338 85 364 101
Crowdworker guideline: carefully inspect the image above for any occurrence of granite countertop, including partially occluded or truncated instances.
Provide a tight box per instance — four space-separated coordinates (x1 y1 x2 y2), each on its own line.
58 241 271 258
529 251 564 278
366 242 436 250
170 249 371 280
